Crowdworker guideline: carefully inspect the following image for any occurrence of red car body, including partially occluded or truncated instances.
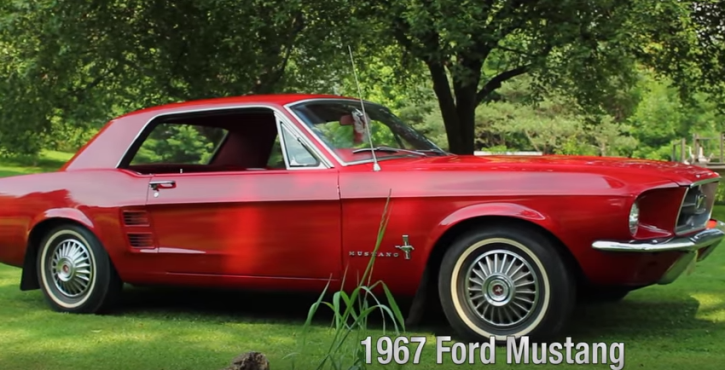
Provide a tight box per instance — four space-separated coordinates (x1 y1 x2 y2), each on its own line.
0 94 722 341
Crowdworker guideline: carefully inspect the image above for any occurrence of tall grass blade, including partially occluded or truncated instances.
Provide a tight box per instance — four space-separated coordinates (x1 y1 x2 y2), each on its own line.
293 190 409 370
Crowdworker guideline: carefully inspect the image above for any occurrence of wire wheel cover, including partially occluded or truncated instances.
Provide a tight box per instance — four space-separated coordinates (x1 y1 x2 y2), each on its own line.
464 249 540 327
49 238 94 298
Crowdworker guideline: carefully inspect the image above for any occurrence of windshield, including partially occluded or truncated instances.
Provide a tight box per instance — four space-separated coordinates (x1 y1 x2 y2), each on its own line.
288 100 446 163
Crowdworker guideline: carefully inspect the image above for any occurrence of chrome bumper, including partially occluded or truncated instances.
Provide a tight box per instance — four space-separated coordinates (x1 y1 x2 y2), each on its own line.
592 220 725 255
592 220 724 285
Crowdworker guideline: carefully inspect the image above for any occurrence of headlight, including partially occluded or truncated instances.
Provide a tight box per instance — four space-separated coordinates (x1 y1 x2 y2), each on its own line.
629 202 640 235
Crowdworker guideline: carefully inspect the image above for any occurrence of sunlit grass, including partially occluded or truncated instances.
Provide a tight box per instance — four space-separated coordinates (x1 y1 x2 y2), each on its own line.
0 244 723 369
0 150 73 177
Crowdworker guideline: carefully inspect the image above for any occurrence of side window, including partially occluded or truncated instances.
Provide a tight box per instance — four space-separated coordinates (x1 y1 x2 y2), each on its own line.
130 123 228 165
281 125 320 167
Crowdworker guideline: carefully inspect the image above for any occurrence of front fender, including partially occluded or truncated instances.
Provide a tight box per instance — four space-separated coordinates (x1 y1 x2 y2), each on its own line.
423 202 562 254
404 202 564 326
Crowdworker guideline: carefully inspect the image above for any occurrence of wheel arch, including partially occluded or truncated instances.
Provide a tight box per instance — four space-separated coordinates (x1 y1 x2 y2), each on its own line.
21 213 101 291
426 214 585 287
405 204 585 326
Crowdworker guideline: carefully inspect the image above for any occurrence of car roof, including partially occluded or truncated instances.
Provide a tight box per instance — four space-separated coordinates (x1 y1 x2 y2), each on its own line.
116 93 358 119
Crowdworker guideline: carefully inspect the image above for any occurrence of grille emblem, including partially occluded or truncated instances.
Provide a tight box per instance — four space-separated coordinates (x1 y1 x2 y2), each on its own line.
695 193 707 211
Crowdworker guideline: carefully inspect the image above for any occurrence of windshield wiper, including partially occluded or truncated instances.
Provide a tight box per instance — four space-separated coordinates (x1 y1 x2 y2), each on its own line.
413 148 448 156
351 146 427 156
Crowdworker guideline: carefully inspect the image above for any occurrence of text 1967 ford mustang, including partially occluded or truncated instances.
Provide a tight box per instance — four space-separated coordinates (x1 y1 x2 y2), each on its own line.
0 94 722 342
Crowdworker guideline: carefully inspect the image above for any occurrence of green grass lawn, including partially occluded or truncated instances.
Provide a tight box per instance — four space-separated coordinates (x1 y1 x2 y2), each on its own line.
0 150 74 177
0 152 724 369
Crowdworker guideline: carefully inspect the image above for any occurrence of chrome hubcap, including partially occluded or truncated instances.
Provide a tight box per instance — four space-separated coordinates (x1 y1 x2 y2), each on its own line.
50 239 93 297
465 249 539 327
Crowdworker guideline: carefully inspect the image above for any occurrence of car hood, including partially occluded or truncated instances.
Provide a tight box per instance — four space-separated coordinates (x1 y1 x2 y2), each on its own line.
387 154 718 186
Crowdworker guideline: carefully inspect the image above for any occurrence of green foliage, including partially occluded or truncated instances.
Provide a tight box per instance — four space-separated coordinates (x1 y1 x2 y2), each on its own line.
392 66 725 164
290 192 407 370
1 0 723 162
627 73 725 161
130 124 227 165
350 0 725 154
316 121 408 151
0 0 353 155
399 75 640 156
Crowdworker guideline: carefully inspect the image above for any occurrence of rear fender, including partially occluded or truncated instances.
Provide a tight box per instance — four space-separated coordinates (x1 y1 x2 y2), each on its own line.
20 208 97 291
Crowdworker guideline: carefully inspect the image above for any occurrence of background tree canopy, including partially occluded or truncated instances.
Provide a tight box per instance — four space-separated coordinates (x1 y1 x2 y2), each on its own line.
0 0 723 157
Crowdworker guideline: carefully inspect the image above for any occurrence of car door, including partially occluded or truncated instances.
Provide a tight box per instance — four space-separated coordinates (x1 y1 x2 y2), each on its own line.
125 108 342 281
146 169 340 279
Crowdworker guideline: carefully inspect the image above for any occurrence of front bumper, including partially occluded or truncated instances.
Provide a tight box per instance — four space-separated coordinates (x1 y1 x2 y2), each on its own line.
591 219 724 284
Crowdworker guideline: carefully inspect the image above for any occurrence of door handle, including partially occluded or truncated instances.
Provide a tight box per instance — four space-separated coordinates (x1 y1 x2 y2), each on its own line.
149 180 176 191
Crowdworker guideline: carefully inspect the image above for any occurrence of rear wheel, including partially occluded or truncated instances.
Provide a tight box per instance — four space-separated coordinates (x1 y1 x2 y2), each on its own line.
37 224 122 313
438 224 575 343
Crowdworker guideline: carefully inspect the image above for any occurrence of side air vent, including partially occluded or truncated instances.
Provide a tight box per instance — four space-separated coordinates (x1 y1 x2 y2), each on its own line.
127 233 154 248
123 211 149 226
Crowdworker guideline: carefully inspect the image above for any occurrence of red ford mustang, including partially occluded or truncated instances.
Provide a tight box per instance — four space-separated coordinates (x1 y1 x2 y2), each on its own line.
0 94 722 342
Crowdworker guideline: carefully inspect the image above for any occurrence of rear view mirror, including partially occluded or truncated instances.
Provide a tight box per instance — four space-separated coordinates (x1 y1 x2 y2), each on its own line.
339 110 370 144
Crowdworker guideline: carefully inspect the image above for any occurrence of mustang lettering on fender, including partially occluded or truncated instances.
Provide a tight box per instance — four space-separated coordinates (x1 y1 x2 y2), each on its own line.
349 251 401 258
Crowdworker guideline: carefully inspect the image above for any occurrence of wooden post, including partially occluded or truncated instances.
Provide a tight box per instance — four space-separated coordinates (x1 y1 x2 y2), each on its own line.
681 138 686 162
693 133 700 163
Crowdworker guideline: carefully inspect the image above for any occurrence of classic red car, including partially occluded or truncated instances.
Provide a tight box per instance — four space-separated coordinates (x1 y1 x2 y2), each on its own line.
0 94 722 342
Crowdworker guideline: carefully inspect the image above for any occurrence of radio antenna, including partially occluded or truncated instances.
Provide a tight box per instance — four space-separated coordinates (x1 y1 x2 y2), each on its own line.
348 45 381 172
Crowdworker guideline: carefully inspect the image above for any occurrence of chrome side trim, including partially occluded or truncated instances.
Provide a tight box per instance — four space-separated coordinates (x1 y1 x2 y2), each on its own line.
284 98 369 167
673 186 689 235
276 117 327 170
592 220 725 253
206 131 230 164
690 177 721 187
115 104 335 171
277 111 334 169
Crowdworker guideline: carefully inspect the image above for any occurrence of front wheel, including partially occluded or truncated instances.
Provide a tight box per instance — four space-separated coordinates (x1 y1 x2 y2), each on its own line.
37 224 122 313
438 224 575 343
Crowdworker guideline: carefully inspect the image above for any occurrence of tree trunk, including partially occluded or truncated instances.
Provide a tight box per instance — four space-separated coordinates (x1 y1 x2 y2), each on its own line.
452 79 479 155
426 62 464 154
425 61 480 155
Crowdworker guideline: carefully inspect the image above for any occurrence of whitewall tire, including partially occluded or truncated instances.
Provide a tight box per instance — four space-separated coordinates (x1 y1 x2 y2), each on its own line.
438 224 575 343
37 224 122 313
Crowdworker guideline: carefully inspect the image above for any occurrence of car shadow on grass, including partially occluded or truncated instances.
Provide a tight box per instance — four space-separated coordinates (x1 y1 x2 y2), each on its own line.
116 285 723 342
117 285 338 325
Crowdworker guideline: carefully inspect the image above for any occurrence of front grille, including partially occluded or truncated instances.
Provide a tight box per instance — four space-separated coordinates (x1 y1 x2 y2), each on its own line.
675 181 718 235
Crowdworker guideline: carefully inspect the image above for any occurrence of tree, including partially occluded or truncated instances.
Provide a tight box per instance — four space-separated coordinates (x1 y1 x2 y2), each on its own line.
359 0 724 154
0 0 351 156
